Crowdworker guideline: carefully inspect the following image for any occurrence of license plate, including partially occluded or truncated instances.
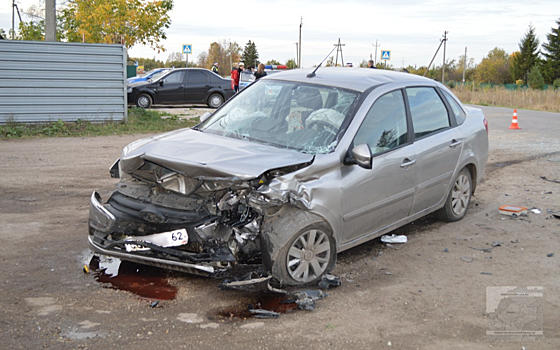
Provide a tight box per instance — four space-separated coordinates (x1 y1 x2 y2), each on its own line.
124 228 188 252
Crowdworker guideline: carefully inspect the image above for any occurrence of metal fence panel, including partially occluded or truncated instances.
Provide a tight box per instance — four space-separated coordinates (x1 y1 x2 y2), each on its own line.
0 40 127 123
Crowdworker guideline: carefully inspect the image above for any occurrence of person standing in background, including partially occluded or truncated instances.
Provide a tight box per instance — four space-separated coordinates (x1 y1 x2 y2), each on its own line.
254 63 267 81
231 63 240 93
211 62 219 75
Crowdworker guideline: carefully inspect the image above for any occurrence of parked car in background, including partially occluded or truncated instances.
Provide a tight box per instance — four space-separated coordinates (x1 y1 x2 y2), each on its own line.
239 65 287 91
127 68 170 84
127 68 234 108
90 67 488 286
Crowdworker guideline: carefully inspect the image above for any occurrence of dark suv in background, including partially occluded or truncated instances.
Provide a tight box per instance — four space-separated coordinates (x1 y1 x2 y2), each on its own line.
127 68 234 109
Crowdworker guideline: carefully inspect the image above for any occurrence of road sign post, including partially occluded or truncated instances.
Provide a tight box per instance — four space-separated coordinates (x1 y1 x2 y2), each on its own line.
381 50 391 69
182 44 192 67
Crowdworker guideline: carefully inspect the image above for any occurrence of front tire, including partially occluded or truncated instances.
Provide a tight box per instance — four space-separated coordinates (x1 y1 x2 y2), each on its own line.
207 93 224 108
437 167 472 222
135 93 152 109
272 223 336 286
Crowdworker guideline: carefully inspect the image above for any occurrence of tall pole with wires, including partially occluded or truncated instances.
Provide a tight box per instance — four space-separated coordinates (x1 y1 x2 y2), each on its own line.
442 31 448 84
12 0 15 39
45 0 56 41
372 40 380 65
298 17 303 68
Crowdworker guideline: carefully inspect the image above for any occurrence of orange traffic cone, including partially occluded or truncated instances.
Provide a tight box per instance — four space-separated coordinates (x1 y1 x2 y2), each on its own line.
509 109 521 129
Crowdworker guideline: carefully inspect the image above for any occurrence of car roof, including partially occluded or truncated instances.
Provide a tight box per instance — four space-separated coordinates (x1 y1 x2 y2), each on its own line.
264 67 437 92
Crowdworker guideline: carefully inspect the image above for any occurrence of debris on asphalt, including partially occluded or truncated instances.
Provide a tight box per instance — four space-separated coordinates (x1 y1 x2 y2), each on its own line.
530 208 541 214
82 264 90 274
461 257 474 263
385 272 393 275
552 212 560 220
547 253 554 257
540 176 560 184
318 274 342 290
443 248 449 253
499 205 528 216
248 308 280 319
470 246 493 253
480 272 493 275
491 241 502 247
149 301 160 308
381 234 407 244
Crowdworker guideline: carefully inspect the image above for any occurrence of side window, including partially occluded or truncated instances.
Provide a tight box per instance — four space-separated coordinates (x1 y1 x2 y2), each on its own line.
354 90 408 155
442 90 466 125
163 71 184 84
187 71 208 84
406 87 450 139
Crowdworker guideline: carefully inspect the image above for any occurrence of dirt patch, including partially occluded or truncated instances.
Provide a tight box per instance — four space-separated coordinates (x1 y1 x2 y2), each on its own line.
1 112 560 348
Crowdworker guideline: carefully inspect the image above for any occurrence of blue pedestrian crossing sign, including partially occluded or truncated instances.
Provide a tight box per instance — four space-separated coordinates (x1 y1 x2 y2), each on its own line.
381 50 391 60
182 44 192 54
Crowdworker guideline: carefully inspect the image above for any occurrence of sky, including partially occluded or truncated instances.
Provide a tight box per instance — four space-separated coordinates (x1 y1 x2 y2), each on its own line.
1 0 559 69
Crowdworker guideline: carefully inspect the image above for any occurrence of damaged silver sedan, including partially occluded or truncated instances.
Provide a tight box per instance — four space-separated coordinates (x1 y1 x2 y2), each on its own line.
89 67 488 286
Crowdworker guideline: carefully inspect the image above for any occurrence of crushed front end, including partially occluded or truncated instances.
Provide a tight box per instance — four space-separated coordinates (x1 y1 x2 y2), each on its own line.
88 150 310 277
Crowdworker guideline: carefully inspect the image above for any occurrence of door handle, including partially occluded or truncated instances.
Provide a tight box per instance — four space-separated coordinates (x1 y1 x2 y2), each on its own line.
449 139 462 148
400 158 416 168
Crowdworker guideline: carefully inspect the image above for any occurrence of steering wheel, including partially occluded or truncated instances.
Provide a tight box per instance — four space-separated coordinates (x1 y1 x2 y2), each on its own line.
306 120 337 135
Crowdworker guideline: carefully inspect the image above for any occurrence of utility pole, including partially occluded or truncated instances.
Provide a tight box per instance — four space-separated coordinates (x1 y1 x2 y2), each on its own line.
45 0 56 42
12 0 15 39
298 17 303 68
463 46 467 83
334 38 345 67
372 40 380 65
442 31 448 84
295 42 298 68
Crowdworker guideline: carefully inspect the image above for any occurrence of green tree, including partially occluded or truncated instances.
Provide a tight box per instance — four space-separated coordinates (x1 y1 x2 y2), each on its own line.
266 59 281 65
285 58 296 69
241 40 259 68
527 65 545 89
475 47 513 84
511 25 540 82
0 28 7 39
542 17 560 84
60 0 173 52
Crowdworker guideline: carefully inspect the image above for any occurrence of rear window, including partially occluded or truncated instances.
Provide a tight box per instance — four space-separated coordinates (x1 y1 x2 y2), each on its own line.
406 87 450 139
187 71 208 83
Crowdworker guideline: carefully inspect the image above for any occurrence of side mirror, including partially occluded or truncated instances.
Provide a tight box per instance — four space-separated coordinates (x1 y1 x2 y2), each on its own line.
351 144 372 169
159 80 164 86
200 112 212 123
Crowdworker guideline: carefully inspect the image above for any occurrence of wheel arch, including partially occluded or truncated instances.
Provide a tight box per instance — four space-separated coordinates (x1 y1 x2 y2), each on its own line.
260 206 336 276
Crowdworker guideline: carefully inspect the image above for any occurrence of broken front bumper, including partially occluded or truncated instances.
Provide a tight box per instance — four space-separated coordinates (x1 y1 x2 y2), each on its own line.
88 191 227 276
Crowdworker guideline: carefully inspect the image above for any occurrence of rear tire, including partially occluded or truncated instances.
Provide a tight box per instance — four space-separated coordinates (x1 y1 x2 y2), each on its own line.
136 93 152 109
271 222 336 286
207 93 224 108
436 167 472 222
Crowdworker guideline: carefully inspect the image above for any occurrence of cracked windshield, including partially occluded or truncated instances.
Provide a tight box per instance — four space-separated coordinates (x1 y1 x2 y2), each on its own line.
199 80 360 154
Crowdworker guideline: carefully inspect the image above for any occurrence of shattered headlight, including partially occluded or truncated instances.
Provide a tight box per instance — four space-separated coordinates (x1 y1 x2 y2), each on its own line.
158 173 201 195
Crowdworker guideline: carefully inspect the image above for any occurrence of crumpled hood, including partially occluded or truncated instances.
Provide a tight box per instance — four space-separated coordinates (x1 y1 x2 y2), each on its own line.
121 129 314 180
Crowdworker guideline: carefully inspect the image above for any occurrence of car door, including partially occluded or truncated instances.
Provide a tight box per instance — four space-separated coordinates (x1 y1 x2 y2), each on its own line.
406 86 463 215
184 70 210 103
341 90 416 244
155 71 185 103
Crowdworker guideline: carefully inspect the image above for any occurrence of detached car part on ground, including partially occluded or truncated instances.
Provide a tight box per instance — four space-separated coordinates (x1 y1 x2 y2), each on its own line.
127 68 234 109
90 67 489 286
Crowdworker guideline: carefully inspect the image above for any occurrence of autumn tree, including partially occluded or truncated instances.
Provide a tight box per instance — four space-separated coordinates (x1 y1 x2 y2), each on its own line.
241 40 259 68
60 0 173 52
199 40 241 76
165 52 195 68
266 59 281 65
129 56 164 71
542 17 560 84
474 47 513 84
511 25 540 83
285 58 297 69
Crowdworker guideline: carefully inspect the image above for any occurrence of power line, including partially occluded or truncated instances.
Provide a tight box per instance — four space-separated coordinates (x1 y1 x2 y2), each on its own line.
334 38 345 66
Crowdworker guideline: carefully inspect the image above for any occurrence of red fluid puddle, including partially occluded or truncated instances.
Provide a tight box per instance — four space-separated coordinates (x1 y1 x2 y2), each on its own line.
214 294 298 321
89 256 177 301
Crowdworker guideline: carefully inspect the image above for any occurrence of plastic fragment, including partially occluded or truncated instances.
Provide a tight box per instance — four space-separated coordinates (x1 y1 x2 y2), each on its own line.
381 234 407 243
318 274 342 289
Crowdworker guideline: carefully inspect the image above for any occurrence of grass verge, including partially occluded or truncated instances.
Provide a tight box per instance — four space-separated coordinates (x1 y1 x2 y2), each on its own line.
452 85 560 113
0 108 200 139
